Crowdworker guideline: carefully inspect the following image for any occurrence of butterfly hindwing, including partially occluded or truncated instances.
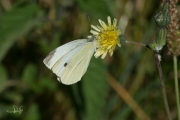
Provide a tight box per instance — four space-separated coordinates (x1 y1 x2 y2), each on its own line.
51 43 87 76
66 46 94 84
60 43 95 84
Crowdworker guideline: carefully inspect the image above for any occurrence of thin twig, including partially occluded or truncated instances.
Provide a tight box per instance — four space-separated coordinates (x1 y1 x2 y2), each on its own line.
154 53 172 120
173 56 180 120
108 73 150 120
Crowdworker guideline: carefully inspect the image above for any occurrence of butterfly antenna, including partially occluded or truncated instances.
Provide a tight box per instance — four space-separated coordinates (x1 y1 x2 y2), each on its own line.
87 13 91 23
86 13 92 31
86 13 94 41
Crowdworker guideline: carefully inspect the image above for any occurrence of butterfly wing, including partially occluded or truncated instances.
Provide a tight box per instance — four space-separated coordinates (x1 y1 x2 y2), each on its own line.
43 39 88 69
51 42 91 78
60 43 95 84
44 38 96 85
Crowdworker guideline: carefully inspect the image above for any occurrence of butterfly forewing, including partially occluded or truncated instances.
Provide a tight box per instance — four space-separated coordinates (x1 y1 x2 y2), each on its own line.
43 39 88 69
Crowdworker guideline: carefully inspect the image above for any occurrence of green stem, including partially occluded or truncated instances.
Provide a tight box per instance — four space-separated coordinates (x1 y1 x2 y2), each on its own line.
173 56 180 120
126 40 147 47
154 53 172 120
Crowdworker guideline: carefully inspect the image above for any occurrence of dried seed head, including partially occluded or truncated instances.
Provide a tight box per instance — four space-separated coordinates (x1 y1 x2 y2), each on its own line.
163 0 180 56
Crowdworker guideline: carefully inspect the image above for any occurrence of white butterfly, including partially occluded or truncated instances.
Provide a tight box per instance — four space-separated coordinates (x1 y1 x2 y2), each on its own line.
43 37 96 85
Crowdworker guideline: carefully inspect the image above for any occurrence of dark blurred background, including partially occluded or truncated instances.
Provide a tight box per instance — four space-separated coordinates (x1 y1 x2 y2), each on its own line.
0 0 179 120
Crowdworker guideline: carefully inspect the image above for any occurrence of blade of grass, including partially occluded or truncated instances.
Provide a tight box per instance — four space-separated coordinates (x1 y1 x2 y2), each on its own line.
108 73 150 120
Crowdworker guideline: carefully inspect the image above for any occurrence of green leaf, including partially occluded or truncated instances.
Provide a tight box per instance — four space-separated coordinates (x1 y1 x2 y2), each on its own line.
39 77 58 92
39 33 61 54
0 64 8 94
76 0 112 19
0 64 8 85
3 91 23 103
82 57 108 120
22 64 37 85
22 64 42 93
0 3 41 62
23 103 40 120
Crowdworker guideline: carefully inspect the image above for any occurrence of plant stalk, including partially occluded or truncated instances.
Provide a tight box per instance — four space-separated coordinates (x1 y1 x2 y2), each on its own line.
154 53 172 120
173 56 180 120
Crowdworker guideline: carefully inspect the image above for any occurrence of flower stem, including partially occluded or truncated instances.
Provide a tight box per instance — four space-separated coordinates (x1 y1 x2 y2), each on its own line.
126 40 147 47
154 53 172 120
173 56 180 120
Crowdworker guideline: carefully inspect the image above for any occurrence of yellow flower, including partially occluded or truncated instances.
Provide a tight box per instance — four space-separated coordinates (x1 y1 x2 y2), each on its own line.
90 16 121 59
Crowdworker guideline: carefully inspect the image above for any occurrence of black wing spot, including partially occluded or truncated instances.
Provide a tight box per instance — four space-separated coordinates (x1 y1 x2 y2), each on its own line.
64 63 68 67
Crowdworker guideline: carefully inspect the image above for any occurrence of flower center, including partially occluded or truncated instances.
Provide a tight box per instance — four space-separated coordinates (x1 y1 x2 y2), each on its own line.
97 29 120 47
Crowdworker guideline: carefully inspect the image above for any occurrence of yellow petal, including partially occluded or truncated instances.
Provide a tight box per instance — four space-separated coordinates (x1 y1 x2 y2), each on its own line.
109 49 114 56
101 51 107 59
107 16 111 25
97 25 103 31
90 30 99 35
99 19 107 29
94 51 101 58
107 45 112 50
91 25 100 32
117 43 121 47
113 19 117 27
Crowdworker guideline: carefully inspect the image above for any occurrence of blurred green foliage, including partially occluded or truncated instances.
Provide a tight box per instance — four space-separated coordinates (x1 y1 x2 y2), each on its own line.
0 0 179 120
